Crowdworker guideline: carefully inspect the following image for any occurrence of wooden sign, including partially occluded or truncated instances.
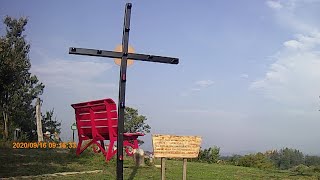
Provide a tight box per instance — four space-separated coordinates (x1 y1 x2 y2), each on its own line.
152 134 202 158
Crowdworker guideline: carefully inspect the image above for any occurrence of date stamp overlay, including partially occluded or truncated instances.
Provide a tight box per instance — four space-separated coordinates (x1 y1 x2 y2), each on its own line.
12 142 77 149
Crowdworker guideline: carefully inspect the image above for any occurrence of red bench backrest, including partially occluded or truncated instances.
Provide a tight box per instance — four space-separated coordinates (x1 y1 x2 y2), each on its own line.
71 98 118 139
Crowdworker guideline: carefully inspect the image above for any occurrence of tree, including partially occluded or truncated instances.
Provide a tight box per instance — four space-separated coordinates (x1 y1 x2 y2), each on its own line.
197 146 220 163
124 107 151 144
42 109 61 135
208 146 220 163
268 148 304 169
305 155 320 166
0 16 44 140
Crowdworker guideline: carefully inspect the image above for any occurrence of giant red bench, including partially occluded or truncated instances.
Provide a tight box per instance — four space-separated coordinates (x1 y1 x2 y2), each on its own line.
71 98 144 161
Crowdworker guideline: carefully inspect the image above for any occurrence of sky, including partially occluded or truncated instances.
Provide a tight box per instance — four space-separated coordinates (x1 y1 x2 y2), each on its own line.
1 0 320 155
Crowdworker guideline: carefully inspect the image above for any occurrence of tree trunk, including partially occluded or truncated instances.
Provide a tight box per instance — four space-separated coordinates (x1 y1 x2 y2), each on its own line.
36 98 43 142
3 111 8 140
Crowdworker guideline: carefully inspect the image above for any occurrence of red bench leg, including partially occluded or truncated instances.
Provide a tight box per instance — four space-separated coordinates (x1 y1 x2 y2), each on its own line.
124 138 139 156
92 140 106 153
100 140 105 150
76 139 94 155
76 139 82 156
133 139 139 149
106 138 116 161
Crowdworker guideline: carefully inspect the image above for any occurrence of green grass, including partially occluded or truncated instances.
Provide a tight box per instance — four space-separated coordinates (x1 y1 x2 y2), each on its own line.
1 147 319 179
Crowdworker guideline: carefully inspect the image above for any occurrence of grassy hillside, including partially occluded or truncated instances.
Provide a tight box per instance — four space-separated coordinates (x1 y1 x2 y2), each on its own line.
1 148 319 179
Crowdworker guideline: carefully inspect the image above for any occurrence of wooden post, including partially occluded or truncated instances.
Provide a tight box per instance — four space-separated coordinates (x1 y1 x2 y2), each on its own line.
35 98 43 142
133 149 145 166
161 157 166 180
182 158 187 180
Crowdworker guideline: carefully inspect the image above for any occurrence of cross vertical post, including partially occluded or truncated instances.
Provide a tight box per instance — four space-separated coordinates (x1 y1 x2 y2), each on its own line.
117 3 132 180
68 3 179 180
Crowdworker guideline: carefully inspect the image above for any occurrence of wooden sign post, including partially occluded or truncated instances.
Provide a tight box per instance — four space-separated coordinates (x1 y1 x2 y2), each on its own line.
161 157 166 180
152 135 202 180
183 158 187 180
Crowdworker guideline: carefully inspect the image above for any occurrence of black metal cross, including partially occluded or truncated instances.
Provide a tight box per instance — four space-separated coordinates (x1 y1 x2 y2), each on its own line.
68 3 179 180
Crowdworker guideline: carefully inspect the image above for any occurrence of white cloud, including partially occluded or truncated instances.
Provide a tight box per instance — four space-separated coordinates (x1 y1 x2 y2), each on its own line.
283 40 303 49
251 50 320 104
180 93 189 97
32 58 116 91
190 88 201 92
266 0 320 33
283 34 320 50
253 1 320 107
180 80 214 96
241 74 249 79
195 80 214 88
266 0 283 9
176 109 210 113
251 11 320 107
175 109 248 120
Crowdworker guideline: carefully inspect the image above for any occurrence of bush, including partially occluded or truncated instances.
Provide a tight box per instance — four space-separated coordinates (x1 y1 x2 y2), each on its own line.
310 165 320 173
197 146 220 163
290 164 311 175
238 153 275 169
224 154 242 166
305 155 320 166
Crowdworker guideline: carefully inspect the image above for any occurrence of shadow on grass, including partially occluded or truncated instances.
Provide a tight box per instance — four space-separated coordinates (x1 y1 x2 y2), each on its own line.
289 172 313 177
1 147 149 179
0 148 82 177
0 147 109 178
128 165 139 180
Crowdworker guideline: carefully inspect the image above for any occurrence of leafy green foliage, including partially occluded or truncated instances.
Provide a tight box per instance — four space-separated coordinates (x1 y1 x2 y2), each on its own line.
290 164 311 175
305 155 320 166
311 165 320 173
42 109 61 135
124 107 150 144
268 148 304 170
238 152 275 169
124 107 150 134
197 146 220 163
0 16 44 140
222 148 320 173
124 107 151 145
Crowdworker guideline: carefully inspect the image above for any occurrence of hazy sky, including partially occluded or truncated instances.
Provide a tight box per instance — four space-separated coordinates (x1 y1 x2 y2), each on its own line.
1 0 320 155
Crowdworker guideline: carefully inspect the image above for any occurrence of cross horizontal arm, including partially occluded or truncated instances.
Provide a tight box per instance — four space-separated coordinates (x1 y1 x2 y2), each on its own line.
69 47 179 64
128 53 179 64
69 47 122 59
